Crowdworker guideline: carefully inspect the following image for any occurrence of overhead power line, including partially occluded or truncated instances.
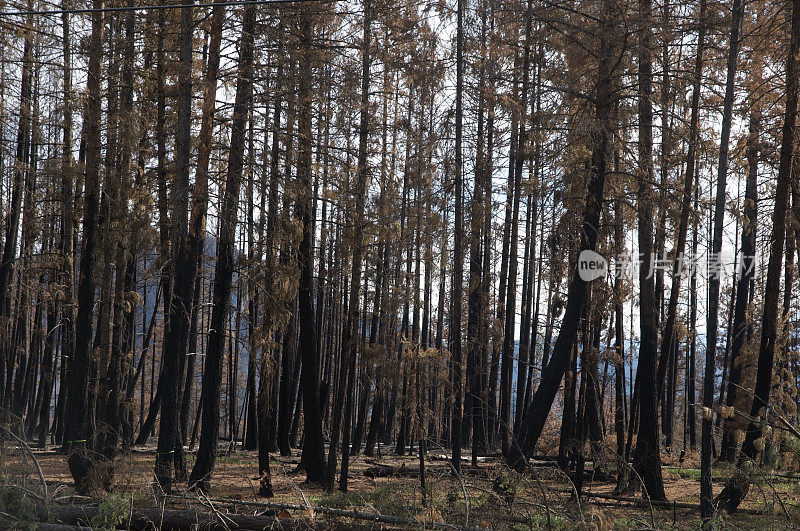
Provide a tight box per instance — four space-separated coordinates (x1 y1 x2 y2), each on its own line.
0 0 332 18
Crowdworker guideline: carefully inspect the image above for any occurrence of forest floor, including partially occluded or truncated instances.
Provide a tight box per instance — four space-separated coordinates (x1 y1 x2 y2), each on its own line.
3 442 800 529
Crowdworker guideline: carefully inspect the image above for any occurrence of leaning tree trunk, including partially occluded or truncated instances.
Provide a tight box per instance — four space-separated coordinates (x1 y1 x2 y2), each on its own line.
715 0 799 515
506 0 615 470
188 3 256 493
720 108 759 463
700 0 744 518
326 0 372 492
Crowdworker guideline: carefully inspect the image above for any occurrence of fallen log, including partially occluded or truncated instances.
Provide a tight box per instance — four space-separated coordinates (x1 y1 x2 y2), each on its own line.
430 454 492 463
364 464 420 478
37 504 301 530
170 495 487 530
551 489 768 516
33 524 92 531
0 515 92 531
29 523 92 531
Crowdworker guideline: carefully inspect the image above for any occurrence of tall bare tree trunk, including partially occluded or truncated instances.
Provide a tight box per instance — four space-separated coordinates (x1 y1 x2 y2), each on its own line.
720 107 759 463
631 0 666 501
657 0 705 413
0 5 33 409
500 0 533 455
51 0 75 449
296 8 326 484
450 0 465 473
65 0 103 494
715 0 799 515
154 0 196 492
468 0 491 464
700 0 744 517
189 3 256 493
508 0 615 470
327 0 371 492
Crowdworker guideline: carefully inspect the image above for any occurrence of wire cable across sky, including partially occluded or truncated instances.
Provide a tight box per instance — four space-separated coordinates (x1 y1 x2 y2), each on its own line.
0 0 333 18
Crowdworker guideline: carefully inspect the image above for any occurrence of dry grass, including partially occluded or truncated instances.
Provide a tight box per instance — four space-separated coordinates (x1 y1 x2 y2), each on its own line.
2 442 800 529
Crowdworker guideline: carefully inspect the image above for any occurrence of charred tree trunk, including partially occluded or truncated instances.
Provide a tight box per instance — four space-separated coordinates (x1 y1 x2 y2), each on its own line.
65 0 103 494
507 0 615 470
720 111 759 463
259 20 284 494
631 0 666 501
715 0 798 514
557 343 577 470
468 0 491 464
188 3 256 493
154 0 196 492
0 4 33 409
450 0 465 474
700 0 744 518
501 0 533 456
613 200 627 487
656 0 705 417
296 8 326 485
50 0 76 449
327 0 371 492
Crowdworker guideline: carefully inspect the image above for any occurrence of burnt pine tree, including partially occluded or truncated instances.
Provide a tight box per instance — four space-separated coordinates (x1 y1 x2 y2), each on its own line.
450 0 465 474
189 3 257 493
500 0 532 456
0 4 33 408
631 0 666 501
507 0 617 470
99 0 137 468
720 76 760 463
656 0 705 410
337 0 372 493
613 196 627 488
468 0 491 464
715 0 800 514
326 0 372 493
48 0 75 450
179 0 225 450
154 0 195 492
296 6 326 485
65 0 103 494
700 0 744 518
